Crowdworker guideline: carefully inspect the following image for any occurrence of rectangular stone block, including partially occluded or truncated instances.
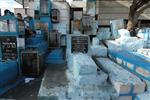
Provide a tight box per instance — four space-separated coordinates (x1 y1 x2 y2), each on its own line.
112 96 132 100
96 27 111 40
105 40 122 51
79 84 118 100
110 19 124 39
109 50 150 81
72 53 97 77
106 37 144 52
92 37 99 46
76 71 108 86
96 58 145 95
119 96 132 100
89 45 107 57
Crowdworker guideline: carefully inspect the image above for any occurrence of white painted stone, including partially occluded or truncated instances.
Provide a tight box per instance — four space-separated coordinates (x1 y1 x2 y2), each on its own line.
66 70 111 100
145 80 150 92
72 53 97 77
118 29 130 38
92 37 99 46
76 71 108 86
97 28 111 40
117 96 132 100
135 92 150 100
75 84 117 100
137 48 150 56
67 53 73 72
110 19 124 39
105 40 122 51
52 2 70 35
96 58 145 94
89 45 107 57
115 37 137 44
66 57 116 100
106 37 144 52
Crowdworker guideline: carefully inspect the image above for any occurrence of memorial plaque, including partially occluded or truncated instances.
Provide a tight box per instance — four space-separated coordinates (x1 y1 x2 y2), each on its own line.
51 9 60 23
0 36 17 60
40 0 49 15
48 30 60 49
21 51 41 76
71 36 88 53
82 15 93 32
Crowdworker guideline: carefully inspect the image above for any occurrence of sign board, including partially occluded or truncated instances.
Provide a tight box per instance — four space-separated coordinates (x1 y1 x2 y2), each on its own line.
0 36 17 60
21 51 40 76
71 36 88 53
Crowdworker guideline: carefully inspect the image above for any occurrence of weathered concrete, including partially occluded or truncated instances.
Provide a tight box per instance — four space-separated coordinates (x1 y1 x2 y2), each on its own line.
38 64 69 100
76 71 108 87
66 70 117 100
106 37 144 52
135 92 150 100
71 53 97 78
66 53 116 100
89 45 108 57
138 48 150 56
92 37 99 46
96 28 111 40
96 58 145 95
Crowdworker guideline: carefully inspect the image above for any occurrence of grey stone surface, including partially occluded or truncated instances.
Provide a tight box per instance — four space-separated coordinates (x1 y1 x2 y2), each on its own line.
38 64 69 100
66 53 114 100
76 70 108 87
66 70 117 100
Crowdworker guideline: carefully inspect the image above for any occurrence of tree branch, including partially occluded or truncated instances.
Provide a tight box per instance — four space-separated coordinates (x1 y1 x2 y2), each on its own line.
136 2 150 16
134 0 150 10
